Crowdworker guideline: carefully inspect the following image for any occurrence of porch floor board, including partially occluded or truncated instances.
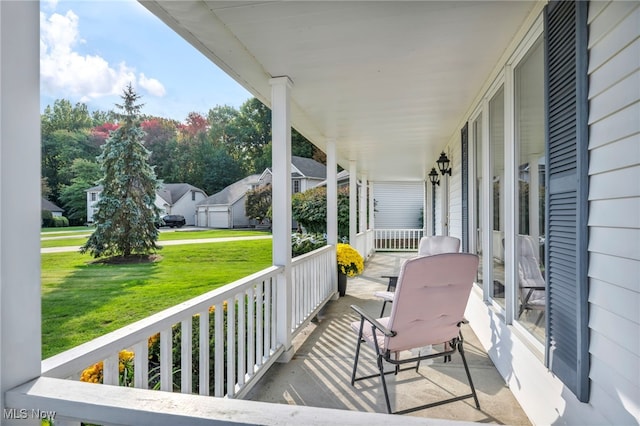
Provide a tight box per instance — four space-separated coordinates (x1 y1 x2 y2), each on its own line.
246 252 531 425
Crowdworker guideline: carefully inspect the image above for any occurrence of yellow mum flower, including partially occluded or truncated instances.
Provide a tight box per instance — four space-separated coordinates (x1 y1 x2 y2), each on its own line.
336 243 364 277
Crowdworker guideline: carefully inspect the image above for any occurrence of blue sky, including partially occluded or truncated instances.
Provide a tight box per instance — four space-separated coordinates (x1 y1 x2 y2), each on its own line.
40 0 252 121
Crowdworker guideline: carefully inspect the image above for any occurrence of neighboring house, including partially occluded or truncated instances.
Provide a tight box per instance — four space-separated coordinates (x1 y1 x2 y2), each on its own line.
260 156 327 194
197 156 327 229
156 183 208 226
86 183 207 226
41 198 63 217
196 174 261 229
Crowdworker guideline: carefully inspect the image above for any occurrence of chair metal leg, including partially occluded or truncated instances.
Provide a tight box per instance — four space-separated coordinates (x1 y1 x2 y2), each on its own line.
377 354 393 414
351 334 363 385
458 340 480 409
379 301 388 317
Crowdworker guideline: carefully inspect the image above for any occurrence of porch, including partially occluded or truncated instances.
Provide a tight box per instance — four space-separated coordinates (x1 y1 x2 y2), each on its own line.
246 251 530 425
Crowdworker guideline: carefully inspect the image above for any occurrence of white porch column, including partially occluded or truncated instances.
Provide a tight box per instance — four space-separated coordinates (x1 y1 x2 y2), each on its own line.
423 180 429 235
358 174 367 234
270 76 294 362
348 161 357 245
0 1 41 421
326 139 338 245
368 182 375 231
326 139 338 299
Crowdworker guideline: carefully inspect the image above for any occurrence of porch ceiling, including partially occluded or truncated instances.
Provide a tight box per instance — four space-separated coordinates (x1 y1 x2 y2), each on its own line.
141 1 538 181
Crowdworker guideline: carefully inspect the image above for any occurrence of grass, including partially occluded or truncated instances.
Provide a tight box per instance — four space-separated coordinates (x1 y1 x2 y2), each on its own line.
41 239 272 358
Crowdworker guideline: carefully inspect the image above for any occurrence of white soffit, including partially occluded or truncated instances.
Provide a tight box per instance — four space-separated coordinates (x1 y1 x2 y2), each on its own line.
141 1 538 181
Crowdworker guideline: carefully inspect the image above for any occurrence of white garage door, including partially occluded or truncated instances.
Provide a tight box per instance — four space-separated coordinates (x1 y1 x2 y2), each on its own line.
208 211 229 228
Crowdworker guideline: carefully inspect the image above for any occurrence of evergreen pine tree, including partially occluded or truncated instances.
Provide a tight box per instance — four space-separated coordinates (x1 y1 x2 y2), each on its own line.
81 85 161 258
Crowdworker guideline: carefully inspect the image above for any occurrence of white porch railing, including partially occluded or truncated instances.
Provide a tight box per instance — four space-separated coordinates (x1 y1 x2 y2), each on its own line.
291 245 336 335
354 229 375 259
374 228 424 251
37 245 336 424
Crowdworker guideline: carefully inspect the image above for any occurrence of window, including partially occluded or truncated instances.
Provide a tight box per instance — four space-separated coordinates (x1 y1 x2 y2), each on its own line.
293 179 300 194
192 191 196 201
91 192 97 202
515 36 545 342
489 86 505 308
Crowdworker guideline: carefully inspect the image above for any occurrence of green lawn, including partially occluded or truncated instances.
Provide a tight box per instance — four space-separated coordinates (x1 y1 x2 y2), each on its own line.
41 239 272 358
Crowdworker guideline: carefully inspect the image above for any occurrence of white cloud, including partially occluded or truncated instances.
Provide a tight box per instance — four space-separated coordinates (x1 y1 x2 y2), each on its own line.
40 8 166 101
139 73 166 97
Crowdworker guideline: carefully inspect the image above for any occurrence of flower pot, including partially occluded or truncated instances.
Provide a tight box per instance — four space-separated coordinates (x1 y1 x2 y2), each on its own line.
337 271 347 297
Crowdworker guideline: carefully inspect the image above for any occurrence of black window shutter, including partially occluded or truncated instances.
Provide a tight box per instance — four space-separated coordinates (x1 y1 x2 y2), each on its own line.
544 0 590 402
461 122 469 252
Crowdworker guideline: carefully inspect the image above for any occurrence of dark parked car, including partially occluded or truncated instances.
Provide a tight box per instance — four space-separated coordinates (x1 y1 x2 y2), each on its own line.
160 214 186 228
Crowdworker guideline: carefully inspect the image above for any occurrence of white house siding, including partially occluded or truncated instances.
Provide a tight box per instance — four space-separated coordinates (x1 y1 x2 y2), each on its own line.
464 3 640 425
86 190 100 223
586 1 640 424
231 198 251 228
372 181 423 229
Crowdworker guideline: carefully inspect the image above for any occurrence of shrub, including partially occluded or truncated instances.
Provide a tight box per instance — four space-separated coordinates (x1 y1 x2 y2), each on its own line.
292 186 351 238
42 210 53 227
51 216 69 227
291 232 327 256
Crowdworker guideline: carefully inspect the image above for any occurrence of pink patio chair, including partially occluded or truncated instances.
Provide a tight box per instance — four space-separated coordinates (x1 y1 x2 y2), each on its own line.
375 236 461 316
351 252 480 414
517 235 546 318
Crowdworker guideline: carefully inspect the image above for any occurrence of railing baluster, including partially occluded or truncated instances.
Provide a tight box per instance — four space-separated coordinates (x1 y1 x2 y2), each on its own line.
227 296 236 397
256 282 264 367
269 277 277 354
291 266 298 329
199 310 209 396
103 354 118 386
160 328 172 392
247 287 255 377
133 340 148 389
238 292 246 387
264 279 272 360
181 318 192 393
214 302 223 396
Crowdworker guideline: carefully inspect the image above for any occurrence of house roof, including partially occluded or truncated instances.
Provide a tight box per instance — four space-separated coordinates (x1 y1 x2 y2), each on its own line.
141 1 540 182
291 156 326 180
42 198 63 213
197 174 262 207
157 183 207 205
261 156 326 181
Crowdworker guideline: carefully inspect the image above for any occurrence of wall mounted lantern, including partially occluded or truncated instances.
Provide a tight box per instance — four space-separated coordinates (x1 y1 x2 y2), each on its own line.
428 167 440 186
437 152 451 176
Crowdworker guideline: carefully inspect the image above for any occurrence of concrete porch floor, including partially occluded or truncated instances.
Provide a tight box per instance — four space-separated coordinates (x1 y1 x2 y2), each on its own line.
246 252 531 425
